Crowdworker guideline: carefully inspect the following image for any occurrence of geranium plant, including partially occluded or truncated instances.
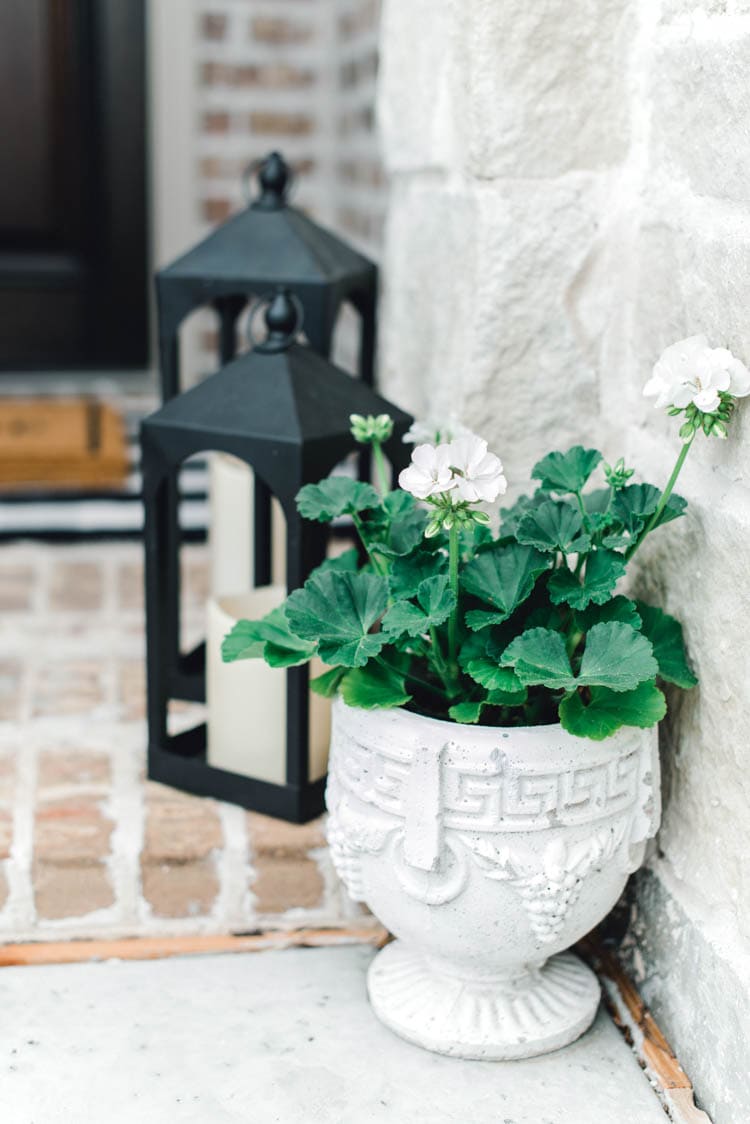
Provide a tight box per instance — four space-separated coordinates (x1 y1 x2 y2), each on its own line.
223 337 748 740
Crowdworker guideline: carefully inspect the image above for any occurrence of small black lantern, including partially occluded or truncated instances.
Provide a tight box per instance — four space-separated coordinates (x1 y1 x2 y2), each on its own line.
142 291 412 822
156 151 379 661
156 150 377 395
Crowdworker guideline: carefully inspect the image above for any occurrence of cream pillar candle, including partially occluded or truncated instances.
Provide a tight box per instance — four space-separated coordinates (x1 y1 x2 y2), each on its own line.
209 454 286 596
206 586 330 784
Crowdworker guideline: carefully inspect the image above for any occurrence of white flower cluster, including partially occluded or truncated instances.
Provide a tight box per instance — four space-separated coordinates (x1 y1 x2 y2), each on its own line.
399 433 507 505
644 335 750 414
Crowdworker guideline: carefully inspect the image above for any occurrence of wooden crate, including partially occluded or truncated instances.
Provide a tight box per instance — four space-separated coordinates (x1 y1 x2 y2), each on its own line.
0 399 128 491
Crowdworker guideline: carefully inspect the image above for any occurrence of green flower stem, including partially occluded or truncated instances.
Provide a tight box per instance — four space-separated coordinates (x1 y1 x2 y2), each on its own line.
375 654 444 701
625 433 695 561
429 625 457 698
371 440 390 498
352 512 387 576
574 490 590 533
447 523 460 674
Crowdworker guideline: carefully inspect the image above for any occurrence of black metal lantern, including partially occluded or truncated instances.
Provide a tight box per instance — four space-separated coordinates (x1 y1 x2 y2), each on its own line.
155 150 377 395
156 150 379 648
141 291 412 822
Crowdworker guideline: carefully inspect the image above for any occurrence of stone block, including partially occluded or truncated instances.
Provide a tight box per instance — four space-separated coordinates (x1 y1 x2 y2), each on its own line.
650 28 750 209
609 198 750 483
625 868 750 1124
629 482 750 939
461 0 634 177
377 0 461 172
141 859 219 919
34 862 114 920
379 176 606 482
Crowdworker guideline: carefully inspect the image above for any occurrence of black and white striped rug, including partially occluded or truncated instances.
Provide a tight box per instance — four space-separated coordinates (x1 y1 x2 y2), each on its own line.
0 413 209 543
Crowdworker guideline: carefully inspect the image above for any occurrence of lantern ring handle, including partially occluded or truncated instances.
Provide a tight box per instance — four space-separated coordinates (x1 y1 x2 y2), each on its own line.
242 156 296 207
247 290 305 354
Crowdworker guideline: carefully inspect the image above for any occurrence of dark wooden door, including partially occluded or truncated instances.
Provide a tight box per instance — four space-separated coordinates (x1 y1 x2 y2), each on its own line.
0 0 147 370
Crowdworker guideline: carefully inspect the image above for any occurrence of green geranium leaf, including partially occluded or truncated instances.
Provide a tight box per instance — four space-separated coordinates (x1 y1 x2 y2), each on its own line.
559 682 666 740
461 543 552 626
449 700 486 724
501 621 657 692
548 549 626 610
388 550 447 600
373 504 428 558
465 659 525 696
601 532 632 550
611 484 660 534
221 619 266 662
501 628 577 690
382 575 456 639
574 595 642 633
222 607 317 667
285 571 388 667
635 602 698 688
463 656 528 701
458 631 489 669
310 666 347 697
296 478 381 523
308 547 360 580
465 609 513 631
383 490 417 519
578 621 658 691
532 446 603 494
499 492 547 536
652 493 687 528
516 500 591 554
339 660 411 709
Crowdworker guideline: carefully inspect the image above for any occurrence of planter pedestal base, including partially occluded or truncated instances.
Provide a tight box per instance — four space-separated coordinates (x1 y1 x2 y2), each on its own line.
367 941 600 1061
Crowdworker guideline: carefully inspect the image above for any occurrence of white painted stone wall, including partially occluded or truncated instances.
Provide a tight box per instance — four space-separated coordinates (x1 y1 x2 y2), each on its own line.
377 3 750 1121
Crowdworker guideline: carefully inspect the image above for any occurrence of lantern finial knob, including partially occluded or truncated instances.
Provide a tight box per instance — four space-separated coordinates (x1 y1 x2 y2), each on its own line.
253 152 290 211
251 288 301 353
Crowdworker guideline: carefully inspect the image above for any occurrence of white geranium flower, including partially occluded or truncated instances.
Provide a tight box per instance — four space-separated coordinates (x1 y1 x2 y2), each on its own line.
398 443 456 499
403 415 473 445
447 434 508 503
644 335 750 414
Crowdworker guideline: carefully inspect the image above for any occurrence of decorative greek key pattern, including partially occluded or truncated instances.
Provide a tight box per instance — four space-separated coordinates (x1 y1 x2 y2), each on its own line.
332 729 642 834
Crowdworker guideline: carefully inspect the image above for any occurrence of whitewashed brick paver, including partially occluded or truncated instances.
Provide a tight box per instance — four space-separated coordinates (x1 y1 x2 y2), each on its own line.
0 541 368 941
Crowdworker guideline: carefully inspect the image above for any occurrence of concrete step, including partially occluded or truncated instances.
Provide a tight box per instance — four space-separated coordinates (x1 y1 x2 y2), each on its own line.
0 944 668 1123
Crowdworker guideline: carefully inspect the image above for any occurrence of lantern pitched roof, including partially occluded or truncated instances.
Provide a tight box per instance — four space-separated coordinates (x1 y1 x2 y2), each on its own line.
142 343 411 448
157 153 374 290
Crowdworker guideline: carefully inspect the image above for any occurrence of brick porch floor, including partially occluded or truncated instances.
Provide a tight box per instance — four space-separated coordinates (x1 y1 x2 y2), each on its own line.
0 540 368 941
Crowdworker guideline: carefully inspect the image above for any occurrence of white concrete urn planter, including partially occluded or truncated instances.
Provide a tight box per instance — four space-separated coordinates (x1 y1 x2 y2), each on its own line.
326 699 660 1060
